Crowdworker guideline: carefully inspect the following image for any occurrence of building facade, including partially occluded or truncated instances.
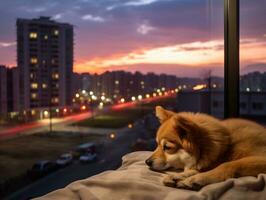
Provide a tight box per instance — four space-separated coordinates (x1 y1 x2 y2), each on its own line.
17 16 73 112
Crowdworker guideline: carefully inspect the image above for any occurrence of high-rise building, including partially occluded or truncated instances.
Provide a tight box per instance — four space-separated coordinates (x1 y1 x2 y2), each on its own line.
0 65 18 116
17 16 73 111
0 65 8 116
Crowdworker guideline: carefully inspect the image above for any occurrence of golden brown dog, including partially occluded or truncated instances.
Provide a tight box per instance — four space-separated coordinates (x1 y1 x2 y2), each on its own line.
145 106 266 190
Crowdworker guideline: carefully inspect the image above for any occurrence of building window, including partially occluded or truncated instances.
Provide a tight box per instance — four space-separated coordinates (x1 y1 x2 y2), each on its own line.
54 29 59 36
30 73 35 79
52 73 59 79
213 101 219 108
240 102 247 110
30 83 38 89
29 32 38 39
42 83 47 89
30 57 38 64
252 102 264 111
31 93 37 99
51 97 59 103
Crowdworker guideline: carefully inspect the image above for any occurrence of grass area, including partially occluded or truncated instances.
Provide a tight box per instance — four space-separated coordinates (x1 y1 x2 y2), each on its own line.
0 132 103 181
74 97 176 128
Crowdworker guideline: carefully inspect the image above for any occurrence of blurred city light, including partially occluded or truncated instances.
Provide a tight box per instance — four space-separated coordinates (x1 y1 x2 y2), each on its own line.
138 95 142 100
193 84 206 91
128 123 133 129
43 110 49 117
131 96 136 101
110 133 116 139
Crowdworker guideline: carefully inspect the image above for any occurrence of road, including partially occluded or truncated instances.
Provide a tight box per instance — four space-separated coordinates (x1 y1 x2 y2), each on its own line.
0 93 174 138
6 120 147 200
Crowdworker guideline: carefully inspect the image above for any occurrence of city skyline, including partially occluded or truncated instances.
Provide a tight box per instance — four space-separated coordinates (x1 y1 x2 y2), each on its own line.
0 0 266 77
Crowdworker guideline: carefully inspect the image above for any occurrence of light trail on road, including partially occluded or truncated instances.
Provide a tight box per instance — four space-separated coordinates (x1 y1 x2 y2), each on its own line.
0 93 175 138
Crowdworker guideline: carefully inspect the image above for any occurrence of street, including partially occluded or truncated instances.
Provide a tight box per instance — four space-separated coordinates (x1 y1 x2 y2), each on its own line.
6 119 148 200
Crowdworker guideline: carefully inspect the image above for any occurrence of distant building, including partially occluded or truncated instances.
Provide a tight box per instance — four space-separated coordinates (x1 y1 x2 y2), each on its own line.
17 16 73 113
0 66 19 117
176 90 266 119
0 66 8 116
240 71 266 92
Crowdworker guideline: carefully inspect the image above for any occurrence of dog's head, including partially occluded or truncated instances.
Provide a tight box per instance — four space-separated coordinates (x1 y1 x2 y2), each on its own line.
145 106 200 171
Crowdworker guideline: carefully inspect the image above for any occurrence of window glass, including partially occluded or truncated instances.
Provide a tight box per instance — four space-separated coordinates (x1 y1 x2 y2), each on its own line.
240 0 266 122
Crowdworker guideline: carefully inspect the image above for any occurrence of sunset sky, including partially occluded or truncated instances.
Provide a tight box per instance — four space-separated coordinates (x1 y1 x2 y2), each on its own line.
0 0 265 77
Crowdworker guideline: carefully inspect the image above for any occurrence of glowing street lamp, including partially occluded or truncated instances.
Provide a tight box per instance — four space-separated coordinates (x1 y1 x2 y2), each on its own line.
120 98 125 103
153 93 157 97
128 123 133 129
89 91 93 95
138 95 142 100
75 93 80 98
81 105 86 110
44 110 49 117
63 108 67 113
82 90 86 94
131 96 136 101
101 96 106 101
145 94 150 98
110 133 116 139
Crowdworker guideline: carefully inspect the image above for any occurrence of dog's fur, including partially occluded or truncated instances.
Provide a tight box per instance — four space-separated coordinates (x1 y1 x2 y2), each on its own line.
145 106 266 190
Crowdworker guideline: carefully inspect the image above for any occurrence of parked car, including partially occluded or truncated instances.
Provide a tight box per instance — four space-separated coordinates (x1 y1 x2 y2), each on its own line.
56 153 73 167
28 160 57 179
79 153 97 163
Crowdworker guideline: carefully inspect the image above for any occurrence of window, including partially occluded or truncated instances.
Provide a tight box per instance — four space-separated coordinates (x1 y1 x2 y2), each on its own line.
29 32 37 39
30 57 38 64
42 83 47 89
54 29 59 36
31 93 37 99
240 0 266 120
52 73 59 79
30 83 38 89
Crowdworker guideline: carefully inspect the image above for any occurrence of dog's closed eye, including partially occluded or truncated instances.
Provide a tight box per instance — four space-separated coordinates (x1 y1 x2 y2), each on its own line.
163 144 171 151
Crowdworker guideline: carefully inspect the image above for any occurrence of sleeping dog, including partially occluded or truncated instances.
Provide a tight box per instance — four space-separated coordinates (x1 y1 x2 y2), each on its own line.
146 106 266 190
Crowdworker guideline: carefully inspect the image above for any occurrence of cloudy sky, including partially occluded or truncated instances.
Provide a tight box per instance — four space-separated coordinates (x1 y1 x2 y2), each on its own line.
0 0 265 77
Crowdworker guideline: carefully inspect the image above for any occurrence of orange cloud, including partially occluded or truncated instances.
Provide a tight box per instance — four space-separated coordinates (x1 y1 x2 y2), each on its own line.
74 38 266 74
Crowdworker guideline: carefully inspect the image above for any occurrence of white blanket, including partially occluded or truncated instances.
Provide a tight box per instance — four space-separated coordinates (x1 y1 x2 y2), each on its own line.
35 151 266 200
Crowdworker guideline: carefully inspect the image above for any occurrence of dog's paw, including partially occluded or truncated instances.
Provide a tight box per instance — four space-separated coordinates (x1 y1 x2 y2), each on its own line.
176 176 205 191
163 174 187 187
163 175 177 187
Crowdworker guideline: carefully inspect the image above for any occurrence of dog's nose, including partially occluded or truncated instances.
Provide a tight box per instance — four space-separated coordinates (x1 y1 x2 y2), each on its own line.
145 158 153 167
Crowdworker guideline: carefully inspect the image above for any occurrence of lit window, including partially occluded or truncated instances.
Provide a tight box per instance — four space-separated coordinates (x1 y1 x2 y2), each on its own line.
52 97 59 103
42 83 47 89
54 30 59 36
115 80 119 85
29 32 38 39
30 57 38 64
31 83 38 89
31 93 37 99
30 73 34 79
44 35 48 40
52 73 59 79
31 110 36 115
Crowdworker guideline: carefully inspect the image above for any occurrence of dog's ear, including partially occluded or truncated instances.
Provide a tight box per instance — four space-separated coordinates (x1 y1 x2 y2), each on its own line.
174 116 197 142
155 106 175 123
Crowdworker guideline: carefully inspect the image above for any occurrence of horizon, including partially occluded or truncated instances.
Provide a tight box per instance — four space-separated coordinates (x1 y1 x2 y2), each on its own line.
0 0 265 77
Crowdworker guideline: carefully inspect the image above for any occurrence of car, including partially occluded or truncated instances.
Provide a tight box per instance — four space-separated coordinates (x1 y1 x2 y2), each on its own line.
28 160 57 179
79 153 97 163
56 153 73 167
